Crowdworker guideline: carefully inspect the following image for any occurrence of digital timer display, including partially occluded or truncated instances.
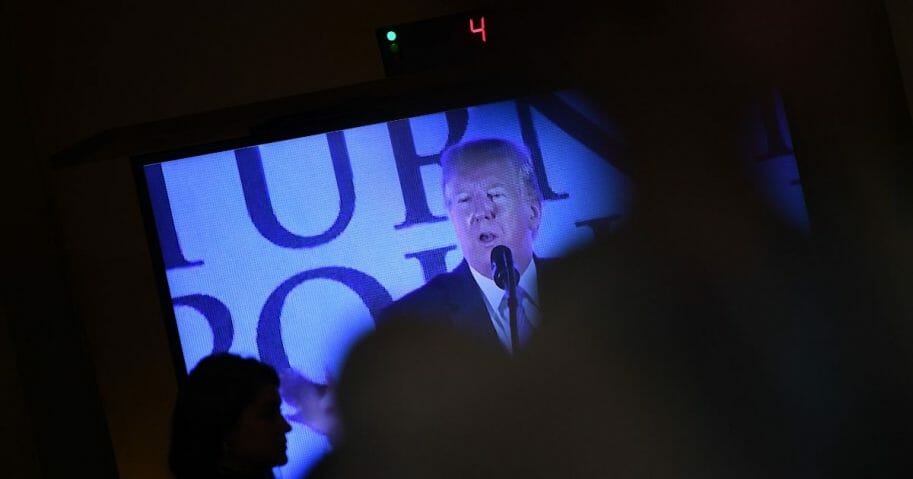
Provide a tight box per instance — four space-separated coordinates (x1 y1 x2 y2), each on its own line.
376 11 497 76
469 16 487 43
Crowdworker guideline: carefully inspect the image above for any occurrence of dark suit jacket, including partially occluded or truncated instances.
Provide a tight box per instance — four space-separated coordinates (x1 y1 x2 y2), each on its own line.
378 258 556 350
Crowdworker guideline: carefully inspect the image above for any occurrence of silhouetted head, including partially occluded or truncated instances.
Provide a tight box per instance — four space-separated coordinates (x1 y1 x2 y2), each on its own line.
169 353 291 479
333 318 510 479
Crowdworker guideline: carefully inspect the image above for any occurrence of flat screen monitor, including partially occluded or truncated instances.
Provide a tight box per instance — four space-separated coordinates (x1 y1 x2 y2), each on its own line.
134 81 809 477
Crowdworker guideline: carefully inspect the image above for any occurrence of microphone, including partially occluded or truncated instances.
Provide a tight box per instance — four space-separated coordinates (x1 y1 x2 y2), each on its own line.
490 245 519 290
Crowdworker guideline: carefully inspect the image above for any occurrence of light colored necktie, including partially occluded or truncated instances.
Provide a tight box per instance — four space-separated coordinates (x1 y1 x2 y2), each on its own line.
499 286 533 352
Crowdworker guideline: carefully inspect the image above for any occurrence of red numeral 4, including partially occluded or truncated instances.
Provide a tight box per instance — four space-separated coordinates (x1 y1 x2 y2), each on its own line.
469 17 487 43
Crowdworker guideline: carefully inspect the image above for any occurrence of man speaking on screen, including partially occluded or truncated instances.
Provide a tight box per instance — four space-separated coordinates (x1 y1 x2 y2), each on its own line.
381 138 552 354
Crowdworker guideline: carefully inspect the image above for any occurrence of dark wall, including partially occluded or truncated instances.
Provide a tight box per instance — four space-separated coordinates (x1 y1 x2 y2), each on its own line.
1 1 911 478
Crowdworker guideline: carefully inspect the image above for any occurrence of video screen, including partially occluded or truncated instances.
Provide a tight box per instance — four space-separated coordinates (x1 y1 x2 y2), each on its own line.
141 89 634 477
139 88 808 477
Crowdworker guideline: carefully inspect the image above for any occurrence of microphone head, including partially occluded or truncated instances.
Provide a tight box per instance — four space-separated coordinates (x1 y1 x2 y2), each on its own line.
490 245 514 290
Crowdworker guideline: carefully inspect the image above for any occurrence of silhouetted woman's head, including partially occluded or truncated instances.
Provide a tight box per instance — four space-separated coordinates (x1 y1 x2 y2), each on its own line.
169 353 291 479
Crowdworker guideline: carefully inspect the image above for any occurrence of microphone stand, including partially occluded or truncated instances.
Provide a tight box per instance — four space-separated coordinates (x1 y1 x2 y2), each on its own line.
491 245 521 354
506 266 519 354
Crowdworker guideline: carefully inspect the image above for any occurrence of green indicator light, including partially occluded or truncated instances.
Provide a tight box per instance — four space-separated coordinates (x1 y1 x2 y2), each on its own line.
386 31 397 42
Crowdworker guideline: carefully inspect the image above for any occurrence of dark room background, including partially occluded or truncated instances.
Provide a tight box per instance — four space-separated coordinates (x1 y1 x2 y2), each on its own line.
2 1 912 478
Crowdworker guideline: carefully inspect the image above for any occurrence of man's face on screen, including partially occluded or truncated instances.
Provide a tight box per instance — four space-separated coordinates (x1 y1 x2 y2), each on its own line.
444 157 541 279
